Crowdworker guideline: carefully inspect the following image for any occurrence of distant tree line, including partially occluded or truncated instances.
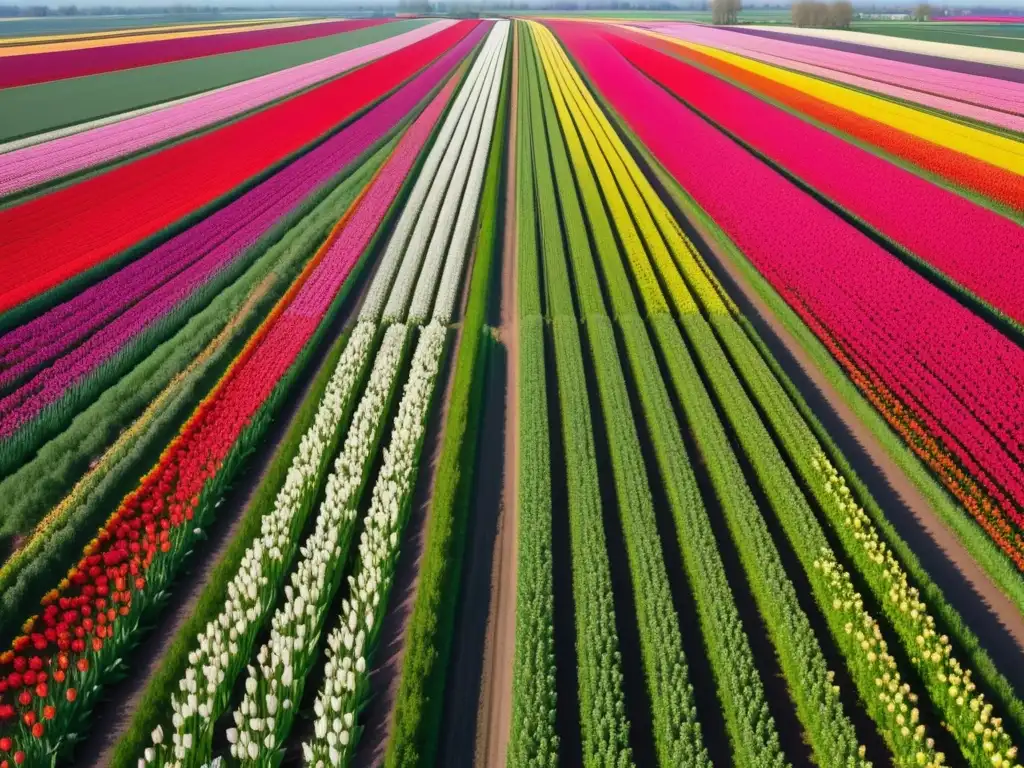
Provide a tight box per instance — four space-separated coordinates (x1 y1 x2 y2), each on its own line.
791 0 853 28
0 4 225 15
710 0 739 24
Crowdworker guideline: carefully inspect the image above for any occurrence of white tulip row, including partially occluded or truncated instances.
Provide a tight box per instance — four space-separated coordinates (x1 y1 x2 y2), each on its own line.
138 321 377 768
380 25 508 324
303 321 448 767
429 20 509 325
358 31 494 324
226 323 410 765
405 26 508 326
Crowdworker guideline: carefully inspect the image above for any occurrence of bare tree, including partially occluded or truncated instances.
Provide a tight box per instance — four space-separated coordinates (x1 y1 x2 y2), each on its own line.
829 0 853 27
711 0 740 25
913 3 932 21
792 0 851 28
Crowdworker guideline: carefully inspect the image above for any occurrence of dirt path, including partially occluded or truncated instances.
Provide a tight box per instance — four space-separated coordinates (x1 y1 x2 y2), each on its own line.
680 209 1024 667
475 25 519 768
79 252 380 768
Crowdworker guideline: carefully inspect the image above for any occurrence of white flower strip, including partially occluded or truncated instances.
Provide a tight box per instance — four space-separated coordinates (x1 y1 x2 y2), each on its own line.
358 36 492 324
138 322 376 768
405 27 506 326
743 24 1024 70
431 21 509 325
228 323 409 765
303 321 447 768
380 28 505 323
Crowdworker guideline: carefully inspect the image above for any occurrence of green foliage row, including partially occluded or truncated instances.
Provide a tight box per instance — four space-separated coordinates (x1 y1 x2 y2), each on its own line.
583 316 710 768
526 35 634 765
651 313 874 766
550 318 634 767
613 314 786 768
383 25 510 768
529 25 785 766
511 35 558 762
508 315 559 768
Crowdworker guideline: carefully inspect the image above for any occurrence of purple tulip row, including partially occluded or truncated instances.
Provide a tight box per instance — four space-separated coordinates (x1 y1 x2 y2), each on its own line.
0 21 487 441
640 22 1024 130
0 21 456 198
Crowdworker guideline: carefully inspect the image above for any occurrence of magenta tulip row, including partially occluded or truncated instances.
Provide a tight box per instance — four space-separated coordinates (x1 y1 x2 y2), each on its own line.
558 22 1024 520
0 21 455 198
0 22 487 441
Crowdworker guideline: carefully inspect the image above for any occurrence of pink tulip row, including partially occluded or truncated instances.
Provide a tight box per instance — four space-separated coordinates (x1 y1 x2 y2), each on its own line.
0 20 455 198
554 21 1024 524
637 22 1024 117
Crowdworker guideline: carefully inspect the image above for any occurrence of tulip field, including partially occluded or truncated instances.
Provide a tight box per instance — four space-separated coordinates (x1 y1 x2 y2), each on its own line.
0 10 1022 768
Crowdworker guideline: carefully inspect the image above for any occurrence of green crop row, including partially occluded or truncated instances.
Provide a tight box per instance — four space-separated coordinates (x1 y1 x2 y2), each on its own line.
550 318 633 767
383 27 510 768
583 315 710 768
508 315 559 768
527 27 709 766
526 23 785 767
509 30 559 765
523 32 634 766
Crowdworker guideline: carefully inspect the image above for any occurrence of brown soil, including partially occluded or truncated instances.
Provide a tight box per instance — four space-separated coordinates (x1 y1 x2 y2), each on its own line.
475 25 520 768
683 210 1024 660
